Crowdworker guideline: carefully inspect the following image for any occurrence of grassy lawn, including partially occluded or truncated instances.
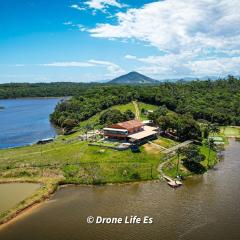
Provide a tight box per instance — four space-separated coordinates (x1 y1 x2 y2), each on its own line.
162 144 218 178
0 130 164 224
138 102 159 120
0 138 163 183
111 102 135 113
77 101 159 129
78 102 135 129
200 145 218 168
208 126 240 145
162 155 191 178
220 126 240 137
153 137 178 149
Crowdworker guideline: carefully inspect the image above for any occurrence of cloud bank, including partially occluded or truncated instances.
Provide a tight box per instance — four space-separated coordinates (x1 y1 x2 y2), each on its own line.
88 0 240 78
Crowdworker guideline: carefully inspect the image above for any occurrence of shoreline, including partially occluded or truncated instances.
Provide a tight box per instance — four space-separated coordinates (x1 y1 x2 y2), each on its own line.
0 96 70 100
0 178 59 228
0 178 161 229
0 196 46 231
0 129 237 229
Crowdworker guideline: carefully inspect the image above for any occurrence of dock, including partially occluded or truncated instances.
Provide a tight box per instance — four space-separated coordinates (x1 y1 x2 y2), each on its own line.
163 176 182 188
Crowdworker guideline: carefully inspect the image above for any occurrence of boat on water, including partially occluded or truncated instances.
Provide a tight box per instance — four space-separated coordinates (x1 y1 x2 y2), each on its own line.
163 176 182 188
167 180 182 188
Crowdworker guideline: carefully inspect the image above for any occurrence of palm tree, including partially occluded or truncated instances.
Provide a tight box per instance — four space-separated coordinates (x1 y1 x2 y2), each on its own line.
176 147 184 177
207 138 215 167
208 124 220 136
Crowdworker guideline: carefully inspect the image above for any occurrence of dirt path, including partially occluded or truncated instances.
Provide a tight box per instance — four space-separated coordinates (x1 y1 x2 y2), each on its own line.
133 101 140 120
162 140 192 154
148 141 167 151
157 140 193 183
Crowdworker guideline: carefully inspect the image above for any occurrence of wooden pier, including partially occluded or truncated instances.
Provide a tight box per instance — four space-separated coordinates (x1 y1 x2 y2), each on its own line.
163 176 182 188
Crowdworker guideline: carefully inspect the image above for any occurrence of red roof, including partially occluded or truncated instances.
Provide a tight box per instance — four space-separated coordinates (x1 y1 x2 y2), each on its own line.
110 120 143 131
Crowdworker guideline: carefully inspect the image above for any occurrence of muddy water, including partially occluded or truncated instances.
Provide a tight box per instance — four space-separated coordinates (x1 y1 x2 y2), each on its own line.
0 183 40 213
0 139 240 240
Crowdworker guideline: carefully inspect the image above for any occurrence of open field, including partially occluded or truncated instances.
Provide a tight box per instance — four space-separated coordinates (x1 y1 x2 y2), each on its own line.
78 102 136 129
0 133 164 224
153 137 178 149
138 102 159 120
220 126 240 137
162 145 218 178
0 138 163 182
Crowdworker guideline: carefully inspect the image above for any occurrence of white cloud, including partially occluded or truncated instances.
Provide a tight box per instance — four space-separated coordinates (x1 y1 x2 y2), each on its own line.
63 21 87 32
89 0 240 54
14 64 25 67
125 54 137 60
87 0 240 78
75 24 87 32
69 4 86 11
63 21 73 25
187 57 240 77
85 0 126 10
39 60 125 78
127 53 240 78
88 59 125 77
41 62 95 67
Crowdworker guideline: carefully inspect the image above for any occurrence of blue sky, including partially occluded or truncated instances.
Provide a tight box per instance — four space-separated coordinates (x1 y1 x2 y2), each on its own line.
0 0 240 83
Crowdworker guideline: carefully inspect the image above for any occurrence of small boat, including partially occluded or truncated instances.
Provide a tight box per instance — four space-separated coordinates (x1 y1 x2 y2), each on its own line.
167 181 182 188
37 138 54 144
166 179 182 188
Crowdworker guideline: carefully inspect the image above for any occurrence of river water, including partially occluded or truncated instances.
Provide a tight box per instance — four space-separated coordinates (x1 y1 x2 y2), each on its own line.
0 139 239 240
0 183 40 213
0 98 60 149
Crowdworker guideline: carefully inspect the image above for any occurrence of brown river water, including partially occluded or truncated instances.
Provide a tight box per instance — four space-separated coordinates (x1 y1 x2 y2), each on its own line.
0 183 40 213
0 139 240 240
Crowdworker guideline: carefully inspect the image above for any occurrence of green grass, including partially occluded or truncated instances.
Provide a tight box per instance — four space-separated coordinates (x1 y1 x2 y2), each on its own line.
162 144 218 178
0 138 163 182
220 126 240 137
153 137 178 149
0 101 164 185
162 155 190 178
111 102 135 113
200 145 218 168
138 102 159 120
78 102 135 129
208 126 240 145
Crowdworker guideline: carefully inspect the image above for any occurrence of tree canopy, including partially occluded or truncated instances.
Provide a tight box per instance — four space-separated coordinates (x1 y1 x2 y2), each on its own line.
1 76 240 133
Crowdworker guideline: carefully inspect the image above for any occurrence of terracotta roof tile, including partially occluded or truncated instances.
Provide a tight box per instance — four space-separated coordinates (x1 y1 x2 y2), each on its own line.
116 120 143 130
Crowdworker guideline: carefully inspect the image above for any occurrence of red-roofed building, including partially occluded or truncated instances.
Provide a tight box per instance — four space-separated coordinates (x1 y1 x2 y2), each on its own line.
103 120 143 140
103 120 158 143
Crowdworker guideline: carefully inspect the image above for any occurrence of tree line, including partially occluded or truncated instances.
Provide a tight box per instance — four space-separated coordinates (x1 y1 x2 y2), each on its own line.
1 76 240 133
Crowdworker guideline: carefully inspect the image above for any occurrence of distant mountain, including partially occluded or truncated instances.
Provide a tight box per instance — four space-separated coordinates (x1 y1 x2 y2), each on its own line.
108 71 159 84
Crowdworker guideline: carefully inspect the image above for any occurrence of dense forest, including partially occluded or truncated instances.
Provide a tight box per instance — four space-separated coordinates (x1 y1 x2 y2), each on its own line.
1 76 240 132
0 82 96 99
50 76 240 129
